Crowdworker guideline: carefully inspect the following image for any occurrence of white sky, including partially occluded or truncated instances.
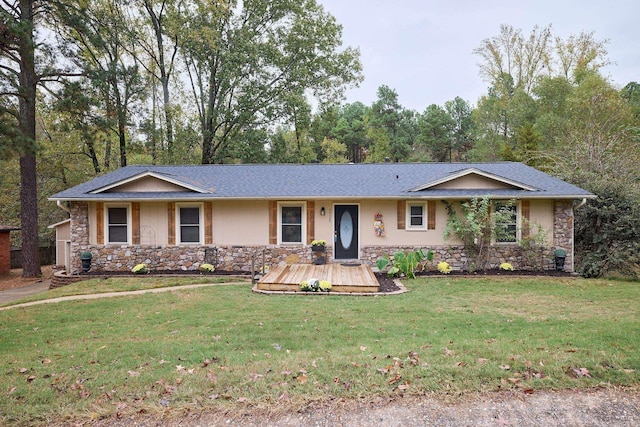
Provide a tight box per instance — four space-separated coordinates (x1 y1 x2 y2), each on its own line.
319 0 639 111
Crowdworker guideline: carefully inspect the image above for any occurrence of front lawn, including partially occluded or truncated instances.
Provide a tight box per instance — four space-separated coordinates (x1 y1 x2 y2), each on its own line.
0 276 638 425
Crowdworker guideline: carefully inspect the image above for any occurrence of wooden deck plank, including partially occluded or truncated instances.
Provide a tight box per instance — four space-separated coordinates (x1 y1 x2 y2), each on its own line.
257 263 379 293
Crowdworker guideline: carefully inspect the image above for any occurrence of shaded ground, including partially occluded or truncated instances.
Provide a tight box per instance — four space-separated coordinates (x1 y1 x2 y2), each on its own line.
0 265 52 292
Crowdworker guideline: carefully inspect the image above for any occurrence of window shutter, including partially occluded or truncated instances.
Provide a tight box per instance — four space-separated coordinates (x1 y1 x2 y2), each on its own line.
427 200 436 230
131 203 140 244
397 200 405 229
306 201 315 244
204 202 213 245
96 202 104 244
269 201 277 244
167 202 175 245
521 200 530 238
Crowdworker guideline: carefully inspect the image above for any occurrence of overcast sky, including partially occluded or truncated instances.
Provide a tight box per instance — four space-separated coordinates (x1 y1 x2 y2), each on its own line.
318 0 639 111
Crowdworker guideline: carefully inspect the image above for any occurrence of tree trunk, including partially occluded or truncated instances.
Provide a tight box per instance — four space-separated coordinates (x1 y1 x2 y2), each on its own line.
18 0 41 278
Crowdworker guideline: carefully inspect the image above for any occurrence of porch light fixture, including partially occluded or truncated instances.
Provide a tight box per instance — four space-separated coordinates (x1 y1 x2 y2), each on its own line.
320 207 325 216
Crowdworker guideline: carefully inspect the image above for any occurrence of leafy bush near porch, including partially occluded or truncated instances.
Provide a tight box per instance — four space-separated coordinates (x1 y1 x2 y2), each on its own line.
376 248 434 278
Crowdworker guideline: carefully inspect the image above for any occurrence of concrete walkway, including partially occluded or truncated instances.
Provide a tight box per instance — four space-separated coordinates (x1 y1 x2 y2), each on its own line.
0 281 249 311
0 280 51 306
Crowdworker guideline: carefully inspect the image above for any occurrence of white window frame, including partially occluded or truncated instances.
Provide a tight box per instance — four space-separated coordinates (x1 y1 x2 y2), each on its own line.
105 203 132 244
176 203 204 245
406 202 427 231
494 201 519 244
278 202 306 245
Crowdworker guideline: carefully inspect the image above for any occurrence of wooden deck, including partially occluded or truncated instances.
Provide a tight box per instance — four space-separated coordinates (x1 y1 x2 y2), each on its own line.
257 263 379 293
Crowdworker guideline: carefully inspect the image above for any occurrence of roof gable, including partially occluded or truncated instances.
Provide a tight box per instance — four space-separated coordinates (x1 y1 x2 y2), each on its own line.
89 171 211 194
407 168 540 193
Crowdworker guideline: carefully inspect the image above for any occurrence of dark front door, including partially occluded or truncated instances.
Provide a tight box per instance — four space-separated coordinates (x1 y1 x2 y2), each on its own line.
334 205 359 260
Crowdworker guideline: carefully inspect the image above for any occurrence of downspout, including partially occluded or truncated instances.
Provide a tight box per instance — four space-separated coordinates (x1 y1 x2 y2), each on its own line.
574 198 587 210
57 200 71 214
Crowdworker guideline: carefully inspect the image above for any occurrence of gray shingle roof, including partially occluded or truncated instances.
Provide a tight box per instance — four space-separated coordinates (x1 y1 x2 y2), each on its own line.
48 162 595 201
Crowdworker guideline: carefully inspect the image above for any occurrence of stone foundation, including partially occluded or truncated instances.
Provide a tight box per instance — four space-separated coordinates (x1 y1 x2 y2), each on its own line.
73 244 335 273
361 245 555 272
74 242 560 274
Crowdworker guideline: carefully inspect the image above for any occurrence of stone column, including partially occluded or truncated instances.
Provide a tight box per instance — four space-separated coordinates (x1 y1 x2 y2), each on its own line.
69 201 89 274
553 201 574 271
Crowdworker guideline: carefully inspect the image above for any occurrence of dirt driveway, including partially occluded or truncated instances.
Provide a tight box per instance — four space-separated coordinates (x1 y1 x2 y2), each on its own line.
70 388 639 426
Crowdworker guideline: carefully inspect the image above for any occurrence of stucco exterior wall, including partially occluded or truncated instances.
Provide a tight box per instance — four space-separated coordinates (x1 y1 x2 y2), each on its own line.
213 200 269 245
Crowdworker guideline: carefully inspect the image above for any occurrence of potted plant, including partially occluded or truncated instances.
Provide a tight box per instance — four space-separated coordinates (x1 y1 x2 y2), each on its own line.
310 239 326 252
80 251 92 272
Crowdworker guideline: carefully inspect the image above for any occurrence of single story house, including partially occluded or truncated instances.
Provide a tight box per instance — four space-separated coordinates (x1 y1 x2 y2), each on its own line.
48 162 595 274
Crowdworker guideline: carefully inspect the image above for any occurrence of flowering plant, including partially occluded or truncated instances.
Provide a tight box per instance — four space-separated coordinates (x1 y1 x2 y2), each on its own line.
259 265 270 274
319 280 332 291
200 263 215 273
132 263 148 274
310 239 326 247
300 278 332 292
499 262 514 271
437 261 452 274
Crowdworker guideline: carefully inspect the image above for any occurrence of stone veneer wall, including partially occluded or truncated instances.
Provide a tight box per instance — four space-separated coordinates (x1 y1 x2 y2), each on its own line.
77 244 334 273
361 245 555 272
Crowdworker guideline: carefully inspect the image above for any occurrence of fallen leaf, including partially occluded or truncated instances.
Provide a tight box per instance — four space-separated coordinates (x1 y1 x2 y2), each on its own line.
360 346 367 352
19 368 28 374
26 375 36 382
499 365 510 370
477 358 488 365
278 392 290 402
297 373 307 384
42 359 52 365
443 347 454 357
388 374 402 385
128 371 140 377
209 394 219 400
175 365 185 372
8 387 16 394
570 367 591 378
455 361 467 367
206 371 217 384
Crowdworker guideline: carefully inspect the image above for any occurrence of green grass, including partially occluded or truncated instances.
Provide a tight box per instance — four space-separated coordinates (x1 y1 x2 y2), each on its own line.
0 276 638 425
